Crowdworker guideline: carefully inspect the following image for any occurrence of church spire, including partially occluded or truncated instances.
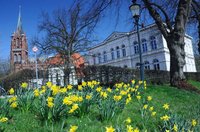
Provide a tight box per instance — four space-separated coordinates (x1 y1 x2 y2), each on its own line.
17 5 24 34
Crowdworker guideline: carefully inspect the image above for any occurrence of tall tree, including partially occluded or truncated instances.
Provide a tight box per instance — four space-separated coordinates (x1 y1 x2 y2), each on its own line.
141 0 192 86
190 0 200 54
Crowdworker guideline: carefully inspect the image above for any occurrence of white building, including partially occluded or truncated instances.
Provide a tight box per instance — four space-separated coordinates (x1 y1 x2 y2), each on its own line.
88 24 196 72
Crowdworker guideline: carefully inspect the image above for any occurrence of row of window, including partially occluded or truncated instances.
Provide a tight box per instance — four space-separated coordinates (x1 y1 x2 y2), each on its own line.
93 36 158 64
94 45 127 64
134 36 157 54
136 59 160 70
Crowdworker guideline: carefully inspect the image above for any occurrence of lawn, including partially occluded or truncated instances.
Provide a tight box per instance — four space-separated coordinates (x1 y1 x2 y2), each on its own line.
189 80 200 90
0 81 200 132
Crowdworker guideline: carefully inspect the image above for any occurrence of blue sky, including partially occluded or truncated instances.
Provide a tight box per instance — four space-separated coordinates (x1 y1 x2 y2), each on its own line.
0 0 132 59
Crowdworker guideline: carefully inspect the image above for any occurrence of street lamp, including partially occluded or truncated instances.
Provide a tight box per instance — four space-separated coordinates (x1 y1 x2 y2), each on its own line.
32 46 39 88
129 0 144 81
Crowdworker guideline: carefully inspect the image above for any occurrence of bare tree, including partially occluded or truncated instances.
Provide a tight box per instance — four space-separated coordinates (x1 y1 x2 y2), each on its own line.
32 1 116 85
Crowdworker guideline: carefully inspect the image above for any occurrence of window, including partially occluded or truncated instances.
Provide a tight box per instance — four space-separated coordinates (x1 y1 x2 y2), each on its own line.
14 54 17 62
18 54 22 63
144 61 150 70
103 51 107 62
16 39 19 48
98 53 101 64
142 39 147 53
122 45 126 57
93 54 96 65
134 41 139 54
153 59 160 70
136 63 140 69
116 46 120 58
150 36 157 50
111 48 115 60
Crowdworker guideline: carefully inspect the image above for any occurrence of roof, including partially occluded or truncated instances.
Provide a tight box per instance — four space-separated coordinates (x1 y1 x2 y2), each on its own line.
16 6 24 34
47 53 85 68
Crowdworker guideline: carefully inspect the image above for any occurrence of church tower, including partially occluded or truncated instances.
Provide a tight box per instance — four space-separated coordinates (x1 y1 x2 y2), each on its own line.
10 6 28 71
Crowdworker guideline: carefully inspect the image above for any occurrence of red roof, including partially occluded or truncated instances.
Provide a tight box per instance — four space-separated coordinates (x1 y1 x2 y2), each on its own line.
48 53 85 68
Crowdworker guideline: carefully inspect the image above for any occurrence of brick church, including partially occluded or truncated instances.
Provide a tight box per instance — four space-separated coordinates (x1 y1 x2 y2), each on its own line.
10 7 29 72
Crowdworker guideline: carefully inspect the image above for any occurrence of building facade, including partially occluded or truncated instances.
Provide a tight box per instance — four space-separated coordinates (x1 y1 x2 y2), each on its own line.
88 24 196 72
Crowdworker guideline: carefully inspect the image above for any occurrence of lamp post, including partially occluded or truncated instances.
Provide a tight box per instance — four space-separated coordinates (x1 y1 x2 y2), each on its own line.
129 0 144 81
32 46 39 88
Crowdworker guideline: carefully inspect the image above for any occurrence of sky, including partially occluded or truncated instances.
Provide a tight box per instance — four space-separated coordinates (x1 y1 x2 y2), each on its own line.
0 0 132 59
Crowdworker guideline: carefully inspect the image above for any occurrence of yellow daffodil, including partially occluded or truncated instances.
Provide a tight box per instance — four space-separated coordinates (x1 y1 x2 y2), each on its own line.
127 125 133 132
149 106 154 111
151 111 156 116
51 85 60 95
105 126 115 132
96 87 102 92
47 101 54 108
126 97 131 104
8 96 17 103
113 95 122 101
160 115 170 121
192 119 197 127
78 85 83 91
82 81 87 87
60 87 67 93
0 117 8 123
41 85 46 90
46 81 52 88
72 104 79 110
100 91 108 99
131 80 135 84
33 89 40 97
136 95 141 100
86 95 92 100
173 124 178 132
147 96 152 101
120 90 127 96
125 117 131 124
107 88 112 92
67 85 73 90
21 82 28 88
78 96 83 102
69 125 78 132
9 88 14 95
10 101 18 108
63 97 73 105
143 104 148 109
47 97 54 102
163 103 169 110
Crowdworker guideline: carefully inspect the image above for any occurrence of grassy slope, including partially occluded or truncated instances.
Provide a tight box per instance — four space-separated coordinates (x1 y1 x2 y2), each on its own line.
189 80 200 90
2 84 200 132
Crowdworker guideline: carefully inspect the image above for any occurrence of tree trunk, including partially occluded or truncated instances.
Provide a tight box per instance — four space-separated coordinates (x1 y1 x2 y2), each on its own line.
167 34 186 87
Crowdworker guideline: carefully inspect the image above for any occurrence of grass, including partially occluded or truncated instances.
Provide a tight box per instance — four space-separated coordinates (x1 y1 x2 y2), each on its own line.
1 83 200 132
189 80 200 90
